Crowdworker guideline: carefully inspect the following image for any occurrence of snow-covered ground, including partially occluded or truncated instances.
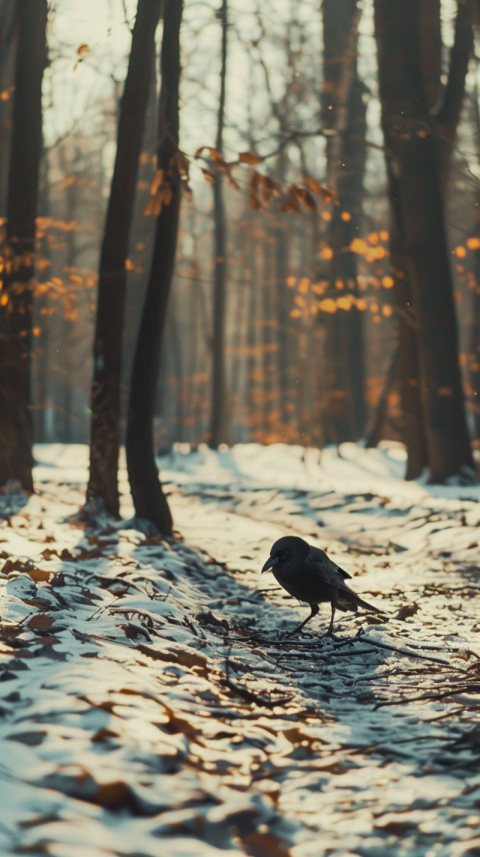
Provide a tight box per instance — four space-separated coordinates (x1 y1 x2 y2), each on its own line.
1 442 480 856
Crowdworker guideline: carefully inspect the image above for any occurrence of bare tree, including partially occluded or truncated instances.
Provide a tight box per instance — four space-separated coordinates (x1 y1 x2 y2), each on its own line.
374 0 475 482
0 0 47 490
210 0 229 448
126 0 184 532
0 0 17 216
87 0 162 517
320 0 367 444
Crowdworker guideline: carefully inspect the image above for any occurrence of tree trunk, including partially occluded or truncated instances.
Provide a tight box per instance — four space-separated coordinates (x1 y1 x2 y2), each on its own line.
0 0 46 490
274 149 291 432
323 74 367 443
468 85 480 440
387 162 428 478
126 0 183 533
87 0 162 516
367 0 468 475
0 0 17 217
374 0 475 483
321 0 366 444
210 0 228 448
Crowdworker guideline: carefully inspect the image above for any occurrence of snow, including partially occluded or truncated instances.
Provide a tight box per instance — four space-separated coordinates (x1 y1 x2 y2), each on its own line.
1 442 480 856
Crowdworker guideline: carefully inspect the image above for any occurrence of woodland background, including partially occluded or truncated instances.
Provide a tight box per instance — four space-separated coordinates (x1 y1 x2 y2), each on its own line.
4 5 480 855
1 0 480 533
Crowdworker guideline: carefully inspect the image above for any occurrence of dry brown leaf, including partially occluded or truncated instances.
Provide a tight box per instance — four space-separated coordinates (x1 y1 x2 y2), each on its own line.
209 149 227 167
25 568 52 583
195 146 226 168
144 196 162 216
28 614 54 630
261 175 281 202
138 643 208 672
304 176 336 203
2 557 35 576
201 167 215 184
174 151 189 177
239 151 262 165
279 186 302 215
396 603 419 621
240 832 292 857
150 169 164 196
226 172 241 191
296 187 317 212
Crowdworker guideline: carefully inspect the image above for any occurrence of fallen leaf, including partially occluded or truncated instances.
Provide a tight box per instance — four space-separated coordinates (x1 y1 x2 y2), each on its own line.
396 603 419 621
28 614 54 631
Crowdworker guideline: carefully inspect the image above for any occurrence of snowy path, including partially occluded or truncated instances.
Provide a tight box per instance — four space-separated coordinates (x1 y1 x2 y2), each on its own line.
1 443 480 856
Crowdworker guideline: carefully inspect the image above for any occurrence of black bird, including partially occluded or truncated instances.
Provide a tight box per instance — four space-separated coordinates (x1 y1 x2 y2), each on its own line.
261 535 383 636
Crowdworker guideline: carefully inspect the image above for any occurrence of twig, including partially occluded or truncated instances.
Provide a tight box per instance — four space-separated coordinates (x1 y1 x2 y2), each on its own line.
221 647 294 708
274 647 379 660
357 635 453 667
375 684 480 709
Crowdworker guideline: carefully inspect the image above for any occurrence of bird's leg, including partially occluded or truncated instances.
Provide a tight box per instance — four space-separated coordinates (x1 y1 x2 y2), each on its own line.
325 603 336 637
285 603 319 637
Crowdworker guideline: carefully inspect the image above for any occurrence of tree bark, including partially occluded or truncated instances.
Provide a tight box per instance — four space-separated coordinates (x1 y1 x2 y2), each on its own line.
210 0 228 448
87 0 162 516
0 0 17 217
387 163 428 478
367 0 470 475
374 0 475 483
434 0 473 187
0 0 46 490
126 0 183 532
274 149 292 432
468 86 480 440
321 0 366 443
323 75 367 443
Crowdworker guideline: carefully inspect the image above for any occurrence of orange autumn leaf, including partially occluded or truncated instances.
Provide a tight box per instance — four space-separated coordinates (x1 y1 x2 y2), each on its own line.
319 246 333 260
298 277 310 294
304 177 336 203
150 169 164 195
239 151 262 165
350 238 369 255
195 146 226 168
174 151 190 177
467 237 480 250
318 298 337 313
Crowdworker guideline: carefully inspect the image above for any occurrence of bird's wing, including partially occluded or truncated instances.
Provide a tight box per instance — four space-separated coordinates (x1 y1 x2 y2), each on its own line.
307 546 351 580
305 553 344 589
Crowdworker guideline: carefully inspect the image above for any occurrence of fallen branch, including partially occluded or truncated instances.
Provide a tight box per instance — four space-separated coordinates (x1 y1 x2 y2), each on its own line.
357 635 453 667
375 683 480 709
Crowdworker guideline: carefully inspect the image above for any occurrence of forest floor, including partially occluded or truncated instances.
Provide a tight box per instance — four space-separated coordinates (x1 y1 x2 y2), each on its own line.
2 442 480 856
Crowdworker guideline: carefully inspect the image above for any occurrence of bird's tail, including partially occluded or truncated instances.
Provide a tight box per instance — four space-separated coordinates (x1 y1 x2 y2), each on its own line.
336 587 384 615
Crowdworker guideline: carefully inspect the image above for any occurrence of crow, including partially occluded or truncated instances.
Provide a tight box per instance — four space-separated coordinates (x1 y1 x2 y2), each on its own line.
262 535 383 636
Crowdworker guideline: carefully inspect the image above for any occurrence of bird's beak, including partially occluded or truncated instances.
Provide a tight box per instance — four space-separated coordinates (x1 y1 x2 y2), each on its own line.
261 555 279 574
